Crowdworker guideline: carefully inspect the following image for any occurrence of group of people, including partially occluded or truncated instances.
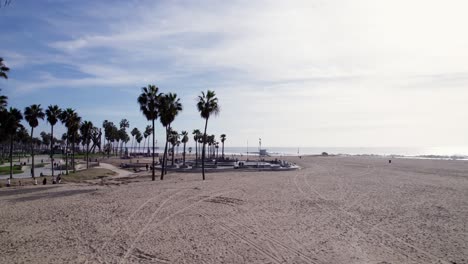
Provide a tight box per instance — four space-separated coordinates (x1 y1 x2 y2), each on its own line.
4 174 62 187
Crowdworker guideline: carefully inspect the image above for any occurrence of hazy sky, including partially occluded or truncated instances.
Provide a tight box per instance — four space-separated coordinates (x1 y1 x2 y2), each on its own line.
1 0 467 148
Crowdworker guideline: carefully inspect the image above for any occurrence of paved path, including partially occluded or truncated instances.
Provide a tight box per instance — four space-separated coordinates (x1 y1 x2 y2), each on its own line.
97 163 133 178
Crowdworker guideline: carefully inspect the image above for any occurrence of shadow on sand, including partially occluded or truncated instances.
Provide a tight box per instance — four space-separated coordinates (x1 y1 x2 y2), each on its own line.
5 188 96 202
0 186 57 197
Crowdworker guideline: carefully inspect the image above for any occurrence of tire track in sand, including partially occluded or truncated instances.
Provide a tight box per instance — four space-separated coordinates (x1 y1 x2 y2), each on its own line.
296 169 451 264
119 188 237 264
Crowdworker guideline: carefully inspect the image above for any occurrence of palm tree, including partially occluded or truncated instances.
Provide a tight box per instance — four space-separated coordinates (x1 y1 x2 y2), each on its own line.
0 58 9 79
181 131 189 166
4 107 23 179
80 120 93 169
60 108 81 173
119 119 129 156
169 129 179 166
130 127 139 156
197 90 220 180
67 112 81 173
135 132 143 153
159 93 182 179
24 104 45 179
192 129 201 167
137 84 161 181
60 109 73 174
142 125 152 155
45 105 62 179
220 134 226 159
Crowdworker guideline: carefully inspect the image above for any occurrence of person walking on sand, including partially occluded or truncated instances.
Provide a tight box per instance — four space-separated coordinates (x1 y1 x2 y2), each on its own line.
6 178 11 187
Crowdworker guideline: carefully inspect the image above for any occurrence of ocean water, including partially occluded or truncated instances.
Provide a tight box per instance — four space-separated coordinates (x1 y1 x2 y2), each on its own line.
125 146 468 157
221 146 468 157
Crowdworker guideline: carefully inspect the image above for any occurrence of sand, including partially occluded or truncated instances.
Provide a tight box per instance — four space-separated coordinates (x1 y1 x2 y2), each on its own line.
0 156 467 264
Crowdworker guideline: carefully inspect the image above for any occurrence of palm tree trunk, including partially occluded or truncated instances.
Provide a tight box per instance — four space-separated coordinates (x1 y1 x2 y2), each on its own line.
51 125 55 178
183 142 186 166
72 134 76 173
222 142 224 158
164 127 170 175
161 126 169 180
195 139 198 167
65 135 69 175
202 118 208 180
171 144 175 166
30 127 35 179
9 135 13 179
131 136 135 156
151 119 155 181
86 141 89 169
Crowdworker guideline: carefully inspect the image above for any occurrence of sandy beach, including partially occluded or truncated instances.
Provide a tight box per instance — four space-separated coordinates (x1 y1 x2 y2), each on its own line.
0 156 467 264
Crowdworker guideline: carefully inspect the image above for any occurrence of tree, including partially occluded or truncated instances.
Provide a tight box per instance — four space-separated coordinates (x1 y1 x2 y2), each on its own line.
80 120 93 169
181 131 189 166
102 120 117 157
119 119 129 156
137 84 161 181
169 129 179 166
60 108 81 173
197 90 220 180
135 131 143 153
4 107 23 179
67 112 81 173
24 104 45 179
130 127 139 156
46 105 62 179
143 125 152 155
0 58 9 79
220 134 226 159
158 93 182 179
192 129 201 167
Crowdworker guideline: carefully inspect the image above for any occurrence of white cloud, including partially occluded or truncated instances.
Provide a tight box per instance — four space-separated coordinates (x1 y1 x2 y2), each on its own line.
6 0 468 148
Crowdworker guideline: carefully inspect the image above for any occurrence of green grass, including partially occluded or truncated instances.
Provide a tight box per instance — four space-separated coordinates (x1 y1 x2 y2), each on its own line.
0 165 23 175
64 168 116 182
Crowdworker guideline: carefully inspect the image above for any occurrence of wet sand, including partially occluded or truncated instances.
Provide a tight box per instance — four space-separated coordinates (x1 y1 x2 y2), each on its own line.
0 156 467 264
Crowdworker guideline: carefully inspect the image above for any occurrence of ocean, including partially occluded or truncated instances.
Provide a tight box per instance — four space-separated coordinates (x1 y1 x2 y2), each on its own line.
221 146 468 157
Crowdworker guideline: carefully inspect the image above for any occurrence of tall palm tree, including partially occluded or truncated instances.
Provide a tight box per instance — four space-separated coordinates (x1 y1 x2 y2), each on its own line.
143 125 152 155
24 104 45 179
60 109 73 174
181 131 189 166
220 134 226 159
119 119 129 156
67 112 81 173
192 129 201 167
169 129 179 166
159 93 182 179
130 127 139 156
4 107 23 179
135 132 143 153
80 120 93 169
60 108 80 173
197 90 220 180
137 84 161 181
45 105 62 179
0 58 9 79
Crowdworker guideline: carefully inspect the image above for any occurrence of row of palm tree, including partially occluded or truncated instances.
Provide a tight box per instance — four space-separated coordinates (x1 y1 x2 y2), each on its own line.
0 91 100 178
1 60 223 182
138 86 220 181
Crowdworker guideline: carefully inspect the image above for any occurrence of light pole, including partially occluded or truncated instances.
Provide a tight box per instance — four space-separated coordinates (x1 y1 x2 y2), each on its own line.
258 138 261 168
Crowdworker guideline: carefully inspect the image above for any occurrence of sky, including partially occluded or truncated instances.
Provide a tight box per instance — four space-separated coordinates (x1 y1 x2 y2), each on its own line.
1 0 468 149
